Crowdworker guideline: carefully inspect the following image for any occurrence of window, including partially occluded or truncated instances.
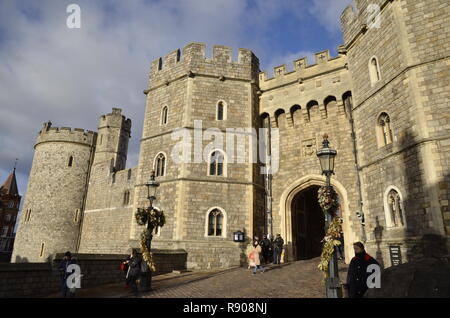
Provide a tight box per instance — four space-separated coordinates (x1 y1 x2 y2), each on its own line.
8 202 14 209
25 209 31 222
39 243 45 258
161 106 168 125
127 169 132 180
207 209 223 236
385 188 405 228
217 101 224 121
99 134 103 146
377 113 393 147
123 190 130 206
209 151 225 176
5 214 11 222
68 156 73 167
369 56 381 85
154 153 166 177
74 209 81 223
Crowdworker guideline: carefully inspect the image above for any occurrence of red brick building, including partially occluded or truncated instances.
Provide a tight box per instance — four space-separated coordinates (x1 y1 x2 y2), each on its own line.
0 168 21 260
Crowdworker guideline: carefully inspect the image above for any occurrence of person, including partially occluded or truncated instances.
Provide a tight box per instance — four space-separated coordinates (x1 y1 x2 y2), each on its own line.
124 249 141 295
344 242 379 298
58 251 76 298
249 240 265 275
273 234 284 265
139 254 150 292
260 235 271 264
337 230 345 260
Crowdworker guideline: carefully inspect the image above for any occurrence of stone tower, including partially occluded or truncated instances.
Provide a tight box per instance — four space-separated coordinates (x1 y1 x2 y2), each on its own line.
131 43 264 269
90 108 131 177
12 122 96 262
340 0 450 263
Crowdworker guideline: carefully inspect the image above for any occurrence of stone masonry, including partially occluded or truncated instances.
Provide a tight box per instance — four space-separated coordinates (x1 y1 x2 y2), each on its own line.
12 0 449 269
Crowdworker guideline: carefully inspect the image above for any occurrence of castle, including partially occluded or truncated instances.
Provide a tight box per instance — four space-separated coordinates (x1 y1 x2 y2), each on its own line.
12 0 450 269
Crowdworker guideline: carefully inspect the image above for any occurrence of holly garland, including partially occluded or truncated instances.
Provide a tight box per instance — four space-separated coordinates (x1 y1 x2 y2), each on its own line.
317 186 338 213
318 216 343 278
135 207 166 272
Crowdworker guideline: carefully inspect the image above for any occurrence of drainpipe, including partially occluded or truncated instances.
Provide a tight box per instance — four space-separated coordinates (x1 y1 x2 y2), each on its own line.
346 96 367 243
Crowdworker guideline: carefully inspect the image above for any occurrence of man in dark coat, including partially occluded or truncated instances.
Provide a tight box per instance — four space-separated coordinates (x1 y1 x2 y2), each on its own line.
273 234 284 265
345 242 380 298
260 235 271 264
125 249 141 296
58 251 76 298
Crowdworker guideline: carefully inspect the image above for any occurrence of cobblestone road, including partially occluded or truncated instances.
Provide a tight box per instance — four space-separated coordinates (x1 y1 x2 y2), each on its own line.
141 258 348 298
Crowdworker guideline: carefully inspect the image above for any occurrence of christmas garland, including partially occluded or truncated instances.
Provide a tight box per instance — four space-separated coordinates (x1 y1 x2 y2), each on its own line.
317 186 338 213
318 216 343 277
135 207 166 272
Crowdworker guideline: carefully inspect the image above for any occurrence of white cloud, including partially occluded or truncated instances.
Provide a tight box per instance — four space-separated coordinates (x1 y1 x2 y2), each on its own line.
309 0 355 34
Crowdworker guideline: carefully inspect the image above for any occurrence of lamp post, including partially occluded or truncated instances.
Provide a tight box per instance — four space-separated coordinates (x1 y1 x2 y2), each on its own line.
143 170 160 291
316 134 341 298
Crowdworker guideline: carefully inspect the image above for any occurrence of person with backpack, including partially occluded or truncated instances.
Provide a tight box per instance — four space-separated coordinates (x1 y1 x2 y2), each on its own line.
273 234 284 265
123 249 141 296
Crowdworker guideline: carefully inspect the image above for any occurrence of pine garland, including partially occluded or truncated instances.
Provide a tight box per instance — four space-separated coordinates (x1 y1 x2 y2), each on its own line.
317 186 338 213
135 207 166 272
318 216 343 278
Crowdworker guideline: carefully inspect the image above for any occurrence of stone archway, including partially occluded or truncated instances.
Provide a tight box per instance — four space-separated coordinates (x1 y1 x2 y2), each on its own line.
279 174 356 264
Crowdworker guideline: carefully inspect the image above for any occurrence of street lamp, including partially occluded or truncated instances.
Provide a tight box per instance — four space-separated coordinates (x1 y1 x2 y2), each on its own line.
316 134 341 298
143 170 159 291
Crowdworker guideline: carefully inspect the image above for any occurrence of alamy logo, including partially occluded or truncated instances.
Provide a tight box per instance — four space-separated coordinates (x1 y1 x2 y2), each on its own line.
66 4 81 29
366 264 381 289
170 120 280 174
66 264 82 289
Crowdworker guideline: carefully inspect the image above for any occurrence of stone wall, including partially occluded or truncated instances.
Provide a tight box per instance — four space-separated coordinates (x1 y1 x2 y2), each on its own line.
0 250 187 298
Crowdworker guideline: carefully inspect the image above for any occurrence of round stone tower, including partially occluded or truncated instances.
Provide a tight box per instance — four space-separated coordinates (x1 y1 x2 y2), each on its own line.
12 122 97 263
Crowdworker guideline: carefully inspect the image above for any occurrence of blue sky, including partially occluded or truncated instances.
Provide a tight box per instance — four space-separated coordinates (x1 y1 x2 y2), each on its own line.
0 0 354 220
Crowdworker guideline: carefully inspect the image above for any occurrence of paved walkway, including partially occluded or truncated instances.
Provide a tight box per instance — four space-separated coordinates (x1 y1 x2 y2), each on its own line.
48 257 349 298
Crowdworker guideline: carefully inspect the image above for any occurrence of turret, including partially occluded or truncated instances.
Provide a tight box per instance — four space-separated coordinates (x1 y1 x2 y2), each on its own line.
12 122 97 262
92 108 131 176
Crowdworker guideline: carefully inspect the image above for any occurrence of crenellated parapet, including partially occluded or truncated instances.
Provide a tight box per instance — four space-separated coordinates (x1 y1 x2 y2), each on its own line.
99 107 131 133
259 48 348 91
340 0 393 49
35 121 97 148
146 42 260 90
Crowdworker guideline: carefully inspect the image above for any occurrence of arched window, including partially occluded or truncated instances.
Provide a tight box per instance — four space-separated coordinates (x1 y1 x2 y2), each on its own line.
369 56 381 85
154 153 166 177
207 209 223 236
209 150 225 176
68 156 73 167
290 105 302 125
377 112 393 147
216 101 226 121
384 188 405 228
274 109 286 128
161 106 168 125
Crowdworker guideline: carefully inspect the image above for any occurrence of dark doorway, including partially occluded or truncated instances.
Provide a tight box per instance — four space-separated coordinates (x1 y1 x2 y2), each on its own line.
291 186 325 260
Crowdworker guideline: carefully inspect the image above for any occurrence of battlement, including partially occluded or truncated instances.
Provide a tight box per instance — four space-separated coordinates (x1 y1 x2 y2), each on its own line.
99 108 132 131
147 42 259 89
259 47 347 86
340 0 392 46
36 121 97 147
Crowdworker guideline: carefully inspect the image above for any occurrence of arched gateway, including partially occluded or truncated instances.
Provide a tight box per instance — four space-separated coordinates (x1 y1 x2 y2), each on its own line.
279 175 356 263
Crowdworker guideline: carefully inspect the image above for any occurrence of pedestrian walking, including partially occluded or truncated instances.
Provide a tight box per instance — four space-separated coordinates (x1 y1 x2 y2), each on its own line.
248 240 265 275
58 251 76 298
124 249 141 295
273 234 284 264
344 242 379 298
260 235 271 264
